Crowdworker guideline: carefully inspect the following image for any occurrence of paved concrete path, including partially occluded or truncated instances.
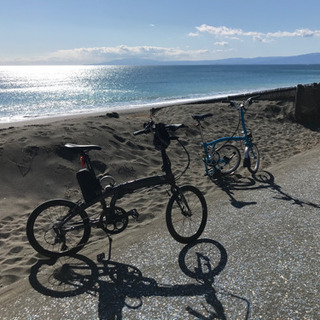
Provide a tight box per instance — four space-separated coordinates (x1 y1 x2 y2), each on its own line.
1 146 319 319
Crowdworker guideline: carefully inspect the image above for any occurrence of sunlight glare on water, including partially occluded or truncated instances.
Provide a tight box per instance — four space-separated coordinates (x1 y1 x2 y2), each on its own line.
1 64 320 123
0 65 125 121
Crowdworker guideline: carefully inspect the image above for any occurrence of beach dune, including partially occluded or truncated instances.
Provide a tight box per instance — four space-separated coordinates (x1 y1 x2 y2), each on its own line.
0 87 320 292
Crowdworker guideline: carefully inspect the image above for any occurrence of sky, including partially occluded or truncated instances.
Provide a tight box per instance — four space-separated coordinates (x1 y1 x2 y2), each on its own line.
1 0 320 65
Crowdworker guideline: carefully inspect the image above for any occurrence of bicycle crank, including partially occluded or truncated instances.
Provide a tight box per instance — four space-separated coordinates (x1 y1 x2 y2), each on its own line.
99 206 130 235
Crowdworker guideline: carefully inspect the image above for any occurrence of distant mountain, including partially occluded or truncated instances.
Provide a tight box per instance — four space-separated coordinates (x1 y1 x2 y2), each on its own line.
103 53 320 66
209 53 320 65
105 58 164 66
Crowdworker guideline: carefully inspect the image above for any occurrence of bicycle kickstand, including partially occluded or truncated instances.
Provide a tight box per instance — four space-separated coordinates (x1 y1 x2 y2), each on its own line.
107 235 113 261
97 235 113 262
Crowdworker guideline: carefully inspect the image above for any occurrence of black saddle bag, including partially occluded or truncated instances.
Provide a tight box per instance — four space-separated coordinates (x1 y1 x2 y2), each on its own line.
76 168 102 203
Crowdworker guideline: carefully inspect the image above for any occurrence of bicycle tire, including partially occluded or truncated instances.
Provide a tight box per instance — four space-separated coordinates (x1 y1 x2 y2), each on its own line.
166 185 207 244
216 144 241 175
26 199 91 257
247 143 260 174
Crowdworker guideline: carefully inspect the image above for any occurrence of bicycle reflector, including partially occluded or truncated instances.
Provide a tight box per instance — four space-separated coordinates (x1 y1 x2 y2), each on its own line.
80 156 85 168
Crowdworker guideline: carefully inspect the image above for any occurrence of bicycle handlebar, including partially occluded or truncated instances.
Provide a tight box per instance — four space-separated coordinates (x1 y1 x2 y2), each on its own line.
228 95 260 110
133 121 154 136
133 121 185 136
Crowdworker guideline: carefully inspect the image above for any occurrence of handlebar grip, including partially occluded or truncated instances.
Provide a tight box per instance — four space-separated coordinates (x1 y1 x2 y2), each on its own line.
133 120 154 136
229 100 237 108
246 95 260 107
165 123 186 131
133 128 152 136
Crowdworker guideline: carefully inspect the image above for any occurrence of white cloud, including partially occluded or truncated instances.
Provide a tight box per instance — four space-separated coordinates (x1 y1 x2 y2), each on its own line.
188 32 199 37
194 24 320 41
214 41 228 47
267 28 320 38
196 25 245 37
1 44 213 65
214 48 235 54
26 45 210 64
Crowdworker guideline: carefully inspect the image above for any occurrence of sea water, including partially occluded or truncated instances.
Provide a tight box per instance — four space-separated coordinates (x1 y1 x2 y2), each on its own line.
0 64 320 123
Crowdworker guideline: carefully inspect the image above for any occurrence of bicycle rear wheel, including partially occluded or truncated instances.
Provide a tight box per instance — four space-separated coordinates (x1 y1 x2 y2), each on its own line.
247 143 260 174
26 200 90 257
216 144 241 175
166 185 207 244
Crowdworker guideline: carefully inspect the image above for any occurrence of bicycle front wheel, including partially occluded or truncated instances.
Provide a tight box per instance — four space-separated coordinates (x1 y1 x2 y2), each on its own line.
26 200 91 257
166 185 207 243
247 143 260 174
216 144 241 175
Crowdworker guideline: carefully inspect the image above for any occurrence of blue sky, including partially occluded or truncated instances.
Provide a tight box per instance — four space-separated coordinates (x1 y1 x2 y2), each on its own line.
1 0 320 65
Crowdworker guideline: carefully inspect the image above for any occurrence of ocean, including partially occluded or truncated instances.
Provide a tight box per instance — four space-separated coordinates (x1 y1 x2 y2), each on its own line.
0 64 320 124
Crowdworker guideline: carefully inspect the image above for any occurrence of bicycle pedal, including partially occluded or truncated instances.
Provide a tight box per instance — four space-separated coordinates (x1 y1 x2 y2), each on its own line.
128 209 139 220
97 253 105 262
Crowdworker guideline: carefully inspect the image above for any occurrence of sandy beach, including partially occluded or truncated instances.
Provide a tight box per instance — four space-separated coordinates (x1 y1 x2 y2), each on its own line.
0 88 320 317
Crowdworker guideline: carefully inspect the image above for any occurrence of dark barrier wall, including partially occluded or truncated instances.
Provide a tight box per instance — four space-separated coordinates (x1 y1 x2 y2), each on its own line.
295 83 320 125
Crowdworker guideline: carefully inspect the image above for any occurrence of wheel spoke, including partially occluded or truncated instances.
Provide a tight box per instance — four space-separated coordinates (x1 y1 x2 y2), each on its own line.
216 144 241 175
166 186 207 243
27 200 90 257
248 143 260 174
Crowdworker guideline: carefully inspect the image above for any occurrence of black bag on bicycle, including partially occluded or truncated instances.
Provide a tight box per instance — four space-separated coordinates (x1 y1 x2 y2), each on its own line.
76 168 102 203
153 123 171 150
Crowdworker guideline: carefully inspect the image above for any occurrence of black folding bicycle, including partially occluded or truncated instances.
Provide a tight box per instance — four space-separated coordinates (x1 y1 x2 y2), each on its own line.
26 120 208 258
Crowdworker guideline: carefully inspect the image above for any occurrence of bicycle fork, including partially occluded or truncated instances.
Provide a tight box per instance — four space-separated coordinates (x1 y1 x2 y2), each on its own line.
243 145 250 168
243 131 256 168
168 187 192 217
243 143 258 168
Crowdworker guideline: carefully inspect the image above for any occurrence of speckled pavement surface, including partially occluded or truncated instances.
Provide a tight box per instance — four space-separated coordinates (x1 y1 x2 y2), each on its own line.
1 147 319 319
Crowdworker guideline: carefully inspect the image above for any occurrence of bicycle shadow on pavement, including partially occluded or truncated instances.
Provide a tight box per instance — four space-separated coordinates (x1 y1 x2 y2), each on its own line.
253 170 320 209
210 173 258 208
210 170 320 210
29 239 250 319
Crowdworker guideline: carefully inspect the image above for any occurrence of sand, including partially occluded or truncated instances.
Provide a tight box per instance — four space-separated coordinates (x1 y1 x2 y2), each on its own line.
0 89 320 295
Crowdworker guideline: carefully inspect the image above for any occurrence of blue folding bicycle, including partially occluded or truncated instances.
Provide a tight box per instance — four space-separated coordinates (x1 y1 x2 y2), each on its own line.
192 96 260 177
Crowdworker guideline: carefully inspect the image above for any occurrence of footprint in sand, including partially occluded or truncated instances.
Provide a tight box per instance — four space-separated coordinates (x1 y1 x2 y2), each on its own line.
113 134 126 143
8 246 23 255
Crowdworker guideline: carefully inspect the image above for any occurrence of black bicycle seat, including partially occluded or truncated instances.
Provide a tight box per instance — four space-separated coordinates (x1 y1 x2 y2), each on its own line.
192 113 213 121
64 143 102 152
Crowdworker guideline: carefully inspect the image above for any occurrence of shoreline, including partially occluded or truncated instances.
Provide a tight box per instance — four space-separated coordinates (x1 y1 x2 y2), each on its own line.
0 106 152 129
0 85 297 129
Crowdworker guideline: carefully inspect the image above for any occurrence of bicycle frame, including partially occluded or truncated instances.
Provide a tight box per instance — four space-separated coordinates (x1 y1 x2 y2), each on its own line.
195 100 256 176
78 146 178 210
54 148 182 247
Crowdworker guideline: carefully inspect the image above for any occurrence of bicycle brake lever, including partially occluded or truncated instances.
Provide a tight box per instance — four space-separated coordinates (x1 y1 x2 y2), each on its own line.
133 120 154 135
229 101 238 109
248 95 260 105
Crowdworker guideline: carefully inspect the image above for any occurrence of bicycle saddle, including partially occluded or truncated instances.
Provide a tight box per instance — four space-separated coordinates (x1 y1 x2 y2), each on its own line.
64 143 102 151
192 113 213 121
